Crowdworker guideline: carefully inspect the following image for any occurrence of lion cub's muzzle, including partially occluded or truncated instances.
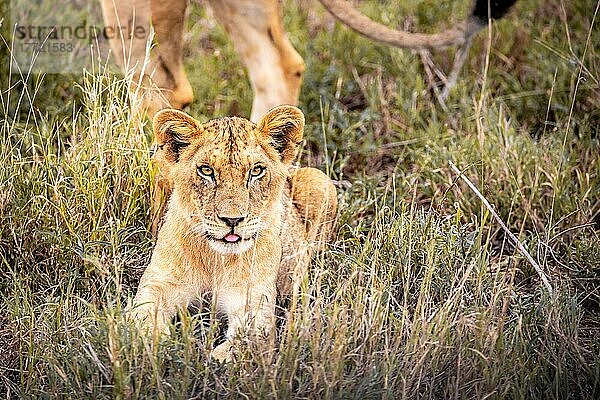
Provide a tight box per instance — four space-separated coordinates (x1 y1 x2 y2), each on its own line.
217 215 246 244
201 215 263 255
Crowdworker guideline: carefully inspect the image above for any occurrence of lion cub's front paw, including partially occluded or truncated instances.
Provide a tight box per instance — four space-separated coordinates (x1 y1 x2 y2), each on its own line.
210 341 234 363
127 306 170 337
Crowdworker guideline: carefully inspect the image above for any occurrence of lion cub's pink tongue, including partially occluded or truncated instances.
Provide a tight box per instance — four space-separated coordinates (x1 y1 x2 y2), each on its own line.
224 234 240 243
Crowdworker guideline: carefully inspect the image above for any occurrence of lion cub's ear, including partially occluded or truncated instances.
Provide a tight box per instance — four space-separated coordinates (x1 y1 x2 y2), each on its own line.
256 105 304 164
153 109 203 163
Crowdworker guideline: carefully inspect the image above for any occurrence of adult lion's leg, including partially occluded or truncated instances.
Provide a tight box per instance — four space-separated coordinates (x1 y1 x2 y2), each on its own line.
149 0 193 111
100 0 193 115
290 167 338 245
147 0 193 234
207 0 305 122
101 0 192 234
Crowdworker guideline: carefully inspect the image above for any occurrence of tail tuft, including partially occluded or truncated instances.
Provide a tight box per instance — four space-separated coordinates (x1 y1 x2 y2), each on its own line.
471 0 518 23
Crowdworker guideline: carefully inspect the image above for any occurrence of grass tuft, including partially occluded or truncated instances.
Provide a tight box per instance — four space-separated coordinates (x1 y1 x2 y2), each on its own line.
1 0 599 398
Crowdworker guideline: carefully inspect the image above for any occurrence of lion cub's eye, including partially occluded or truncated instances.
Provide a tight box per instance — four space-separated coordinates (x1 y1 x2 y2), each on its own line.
249 165 266 181
197 165 215 180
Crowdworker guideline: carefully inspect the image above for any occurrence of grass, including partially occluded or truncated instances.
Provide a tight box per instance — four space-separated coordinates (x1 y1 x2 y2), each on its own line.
1 0 599 398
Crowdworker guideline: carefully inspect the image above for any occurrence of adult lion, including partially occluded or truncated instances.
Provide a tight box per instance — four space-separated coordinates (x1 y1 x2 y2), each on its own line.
100 0 517 121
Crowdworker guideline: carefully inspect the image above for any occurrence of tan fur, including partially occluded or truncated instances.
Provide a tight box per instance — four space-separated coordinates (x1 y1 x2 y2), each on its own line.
100 0 479 121
318 0 484 49
132 105 337 361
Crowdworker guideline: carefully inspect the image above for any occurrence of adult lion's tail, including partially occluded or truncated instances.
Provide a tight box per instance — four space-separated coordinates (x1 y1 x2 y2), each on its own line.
317 0 518 50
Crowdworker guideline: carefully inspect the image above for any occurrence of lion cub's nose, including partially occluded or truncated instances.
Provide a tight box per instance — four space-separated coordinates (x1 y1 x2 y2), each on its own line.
218 216 245 228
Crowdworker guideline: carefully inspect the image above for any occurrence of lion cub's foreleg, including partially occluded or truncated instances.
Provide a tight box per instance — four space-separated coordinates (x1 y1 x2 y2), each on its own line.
211 241 281 361
211 283 277 361
131 266 194 335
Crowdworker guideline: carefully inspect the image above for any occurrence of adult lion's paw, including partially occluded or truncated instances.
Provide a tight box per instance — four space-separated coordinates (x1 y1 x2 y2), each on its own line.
211 341 234 363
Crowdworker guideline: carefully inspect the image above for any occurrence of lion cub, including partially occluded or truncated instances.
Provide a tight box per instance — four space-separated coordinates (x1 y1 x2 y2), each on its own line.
133 105 337 361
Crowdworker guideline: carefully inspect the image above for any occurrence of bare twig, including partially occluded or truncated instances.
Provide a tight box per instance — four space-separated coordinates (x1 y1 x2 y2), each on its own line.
441 36 474 101
418 49 448 111
548 223 596 244
449 160 554 296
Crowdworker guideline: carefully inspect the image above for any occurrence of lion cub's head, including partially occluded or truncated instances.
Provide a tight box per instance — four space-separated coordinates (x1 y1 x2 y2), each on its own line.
153 105 304 255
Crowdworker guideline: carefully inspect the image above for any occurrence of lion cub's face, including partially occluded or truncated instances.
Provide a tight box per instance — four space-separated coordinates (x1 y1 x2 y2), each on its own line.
153 106 304 254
